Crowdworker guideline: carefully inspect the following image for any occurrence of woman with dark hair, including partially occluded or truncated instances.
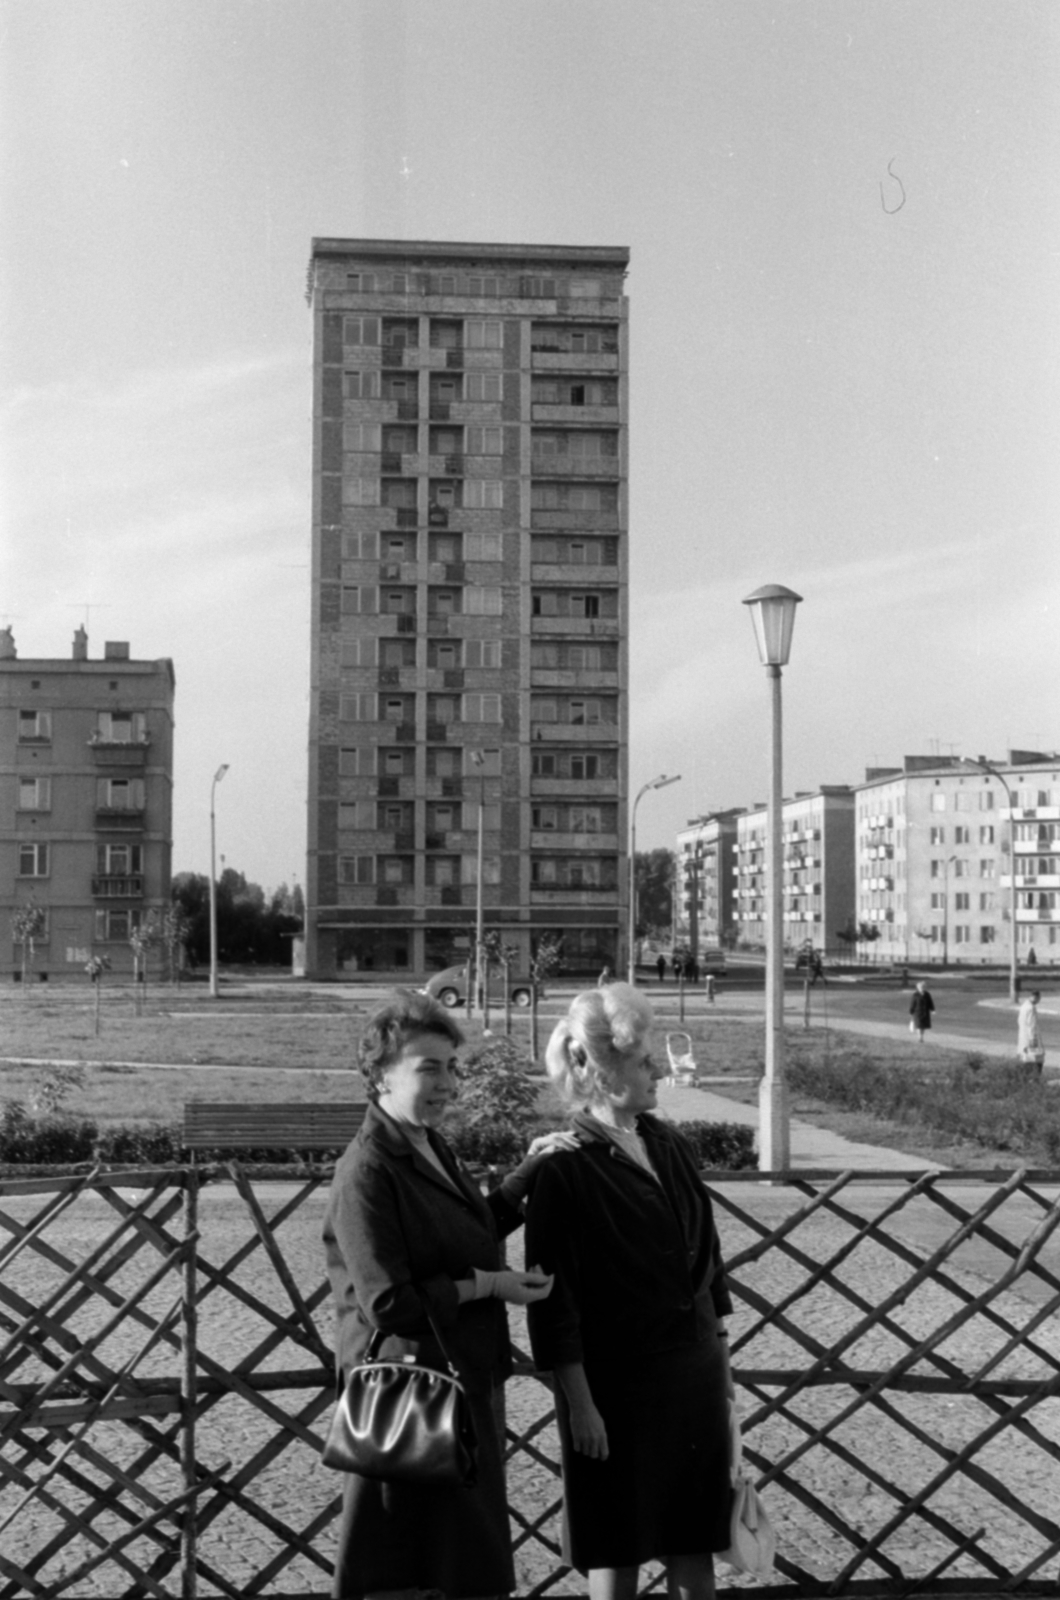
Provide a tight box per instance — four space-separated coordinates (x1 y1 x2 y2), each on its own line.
323 987 569 1600
526 982 734 1600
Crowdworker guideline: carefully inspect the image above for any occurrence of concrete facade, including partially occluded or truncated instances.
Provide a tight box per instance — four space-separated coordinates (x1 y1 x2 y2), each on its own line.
733 787 855 955
0 629 174 979
675 810 741 950
305 239 630 978
855 752 1060 965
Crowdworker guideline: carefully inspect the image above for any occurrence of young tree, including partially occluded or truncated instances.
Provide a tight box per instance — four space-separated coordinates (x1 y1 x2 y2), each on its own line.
482 930 521 1037
85 955 112 1036
529 935 563 1062
634 849 677 947
162 902 192 984
129 910 161 1013
11 899 47 987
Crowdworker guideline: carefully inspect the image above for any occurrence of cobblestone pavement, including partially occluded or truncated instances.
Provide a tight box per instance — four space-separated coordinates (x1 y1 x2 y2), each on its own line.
2 1141 1058 1595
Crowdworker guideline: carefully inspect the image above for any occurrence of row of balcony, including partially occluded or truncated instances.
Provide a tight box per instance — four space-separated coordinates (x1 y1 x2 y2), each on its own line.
337 883 621 909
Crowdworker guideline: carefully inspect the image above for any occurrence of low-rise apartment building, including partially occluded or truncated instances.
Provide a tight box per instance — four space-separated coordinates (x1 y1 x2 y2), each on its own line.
675 810 741 950
733 787 855 954
855 751 1060 964
0 628 174 978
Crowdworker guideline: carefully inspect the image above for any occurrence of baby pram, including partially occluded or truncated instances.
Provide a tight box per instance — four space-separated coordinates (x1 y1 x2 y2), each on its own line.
665 1030 698 1087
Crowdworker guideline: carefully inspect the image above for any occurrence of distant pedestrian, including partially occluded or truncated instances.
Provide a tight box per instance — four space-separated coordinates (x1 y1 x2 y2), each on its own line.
656 954 666 984
689 957 700 985
597 966 613 988
1027 946 1038 968
809 952 824 987
705 973 716 1004
909 980 935 1043
1017 989 1045 1074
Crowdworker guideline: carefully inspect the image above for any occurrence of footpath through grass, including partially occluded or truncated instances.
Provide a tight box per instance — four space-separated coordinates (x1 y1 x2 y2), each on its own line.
2 985 1057 1168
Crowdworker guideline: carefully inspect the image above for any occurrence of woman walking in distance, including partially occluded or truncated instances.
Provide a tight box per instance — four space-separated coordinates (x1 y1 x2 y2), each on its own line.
525 982 735 1600
323 988 571 1599
909 979 935 1043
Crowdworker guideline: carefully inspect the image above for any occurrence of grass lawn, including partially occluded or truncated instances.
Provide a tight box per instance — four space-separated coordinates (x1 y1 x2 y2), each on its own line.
1 986 1054 1168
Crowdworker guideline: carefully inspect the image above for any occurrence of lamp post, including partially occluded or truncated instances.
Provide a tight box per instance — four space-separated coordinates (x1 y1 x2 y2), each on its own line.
209 764 229 999
743 584 802 1172
627 774 681 983
975 757 1019 1003
469 751 486 1021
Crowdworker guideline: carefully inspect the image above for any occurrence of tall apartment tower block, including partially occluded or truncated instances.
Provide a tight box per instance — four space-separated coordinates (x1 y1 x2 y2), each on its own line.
305 239 630 978
0 629 174 978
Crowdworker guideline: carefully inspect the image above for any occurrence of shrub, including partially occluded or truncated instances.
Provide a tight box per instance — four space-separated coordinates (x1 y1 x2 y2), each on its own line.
676 1119 757 1170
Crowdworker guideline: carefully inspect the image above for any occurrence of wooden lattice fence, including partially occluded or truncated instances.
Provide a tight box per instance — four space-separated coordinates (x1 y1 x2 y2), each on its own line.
1 1163 1058 1599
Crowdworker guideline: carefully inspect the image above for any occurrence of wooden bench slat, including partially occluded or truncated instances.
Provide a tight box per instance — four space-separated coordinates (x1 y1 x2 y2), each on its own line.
182 1100 368 1150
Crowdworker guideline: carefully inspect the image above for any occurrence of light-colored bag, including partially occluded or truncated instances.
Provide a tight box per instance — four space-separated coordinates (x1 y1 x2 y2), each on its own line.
719 1404 775 1576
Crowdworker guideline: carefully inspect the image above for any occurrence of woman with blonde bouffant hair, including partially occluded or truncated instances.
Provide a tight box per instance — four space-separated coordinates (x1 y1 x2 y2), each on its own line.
526 983 734 1600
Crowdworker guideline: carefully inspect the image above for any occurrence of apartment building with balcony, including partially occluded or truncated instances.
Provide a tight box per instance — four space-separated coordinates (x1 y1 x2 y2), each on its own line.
305 239 630 978
855 751 1060 964
675 810 742 951
732 787 855 954
0 628 174 978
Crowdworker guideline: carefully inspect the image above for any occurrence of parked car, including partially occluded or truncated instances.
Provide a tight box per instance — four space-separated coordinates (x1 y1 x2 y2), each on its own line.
423 964 535 1009
699 948 727 975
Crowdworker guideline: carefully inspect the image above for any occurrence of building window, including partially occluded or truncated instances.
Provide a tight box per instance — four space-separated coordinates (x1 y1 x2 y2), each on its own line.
464 587 502 615
533 806 558 831
463 480 503 509
953 859 967 878
954 792 970 812
955 893 970 911
570 806 603 833
980 925 996 943
930 893 944 910
979 892 994 911
427 856 460 887
954 925 971 944
979 791 995 811
343 478 380 506
929 827 945 845
342 531 379 560
979 825 995 844
344 316 380 346
462 854 501 886
97 778 145 811
954 826 970 844
95 711 147 744
980 859 995 878
466 640 501 669
95 909 141 941
97 844 143 875
569 754 600 781
344 371 381 400
467 427 503 455
340 856 375 886
466 319 502 349
467 372 502 402
18 710 51 742
18 843 49 877
18 777 51 811
465 533 502 563
340 694 377 721
344 423 382 452
463 693 501 723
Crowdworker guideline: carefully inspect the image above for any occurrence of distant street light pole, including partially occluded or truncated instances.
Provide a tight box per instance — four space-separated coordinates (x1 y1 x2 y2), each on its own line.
469 751 486 1021
209 763 229 999
743 584 802 1173
627 774 681 983
976 757 1019 1002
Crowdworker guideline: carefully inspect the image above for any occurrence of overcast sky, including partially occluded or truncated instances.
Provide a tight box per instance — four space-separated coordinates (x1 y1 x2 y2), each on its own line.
2 0 1058 890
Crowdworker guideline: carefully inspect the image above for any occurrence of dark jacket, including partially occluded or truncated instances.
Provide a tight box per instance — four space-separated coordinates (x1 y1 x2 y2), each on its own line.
909 988 935 1027
322 1102 524 1393
525 1112 732 1371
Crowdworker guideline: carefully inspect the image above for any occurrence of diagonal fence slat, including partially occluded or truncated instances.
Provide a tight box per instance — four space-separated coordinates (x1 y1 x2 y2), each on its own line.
1 1165 1059 1599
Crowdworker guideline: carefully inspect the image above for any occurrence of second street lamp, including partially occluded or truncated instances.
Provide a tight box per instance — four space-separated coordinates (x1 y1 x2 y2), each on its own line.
208 763 230 1000
743 584 803 1173
975 756 1020 1004
627 774 681 983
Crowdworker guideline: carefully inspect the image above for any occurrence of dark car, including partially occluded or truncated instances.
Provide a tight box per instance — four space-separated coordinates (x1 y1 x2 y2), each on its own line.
423 964 534 1009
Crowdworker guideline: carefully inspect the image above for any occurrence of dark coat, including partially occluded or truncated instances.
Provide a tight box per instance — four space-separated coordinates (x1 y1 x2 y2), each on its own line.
909 988 935 1028
322 1103 525 1599
525 1112 733 1371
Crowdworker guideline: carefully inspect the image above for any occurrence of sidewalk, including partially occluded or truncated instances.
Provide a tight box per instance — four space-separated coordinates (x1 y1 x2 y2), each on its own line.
656 1077 942 1172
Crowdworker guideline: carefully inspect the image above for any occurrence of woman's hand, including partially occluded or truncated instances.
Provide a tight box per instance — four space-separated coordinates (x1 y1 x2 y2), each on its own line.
568 1398 609 1460
504 1131 580 1201
473 1266 554 1304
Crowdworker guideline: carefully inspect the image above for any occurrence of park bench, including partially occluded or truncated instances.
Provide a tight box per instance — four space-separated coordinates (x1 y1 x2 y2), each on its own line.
182 1100 368 1153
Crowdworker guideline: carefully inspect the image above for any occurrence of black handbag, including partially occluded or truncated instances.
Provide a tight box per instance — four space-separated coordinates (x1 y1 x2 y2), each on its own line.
322 1307 478 1487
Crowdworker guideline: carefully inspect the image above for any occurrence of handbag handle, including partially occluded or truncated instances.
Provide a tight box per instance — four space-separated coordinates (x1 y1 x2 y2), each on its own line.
360 1297 464 1384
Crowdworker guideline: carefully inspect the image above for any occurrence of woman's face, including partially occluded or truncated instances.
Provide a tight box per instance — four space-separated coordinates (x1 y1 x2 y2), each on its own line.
378 1031 460 1128
602 1035 666 1115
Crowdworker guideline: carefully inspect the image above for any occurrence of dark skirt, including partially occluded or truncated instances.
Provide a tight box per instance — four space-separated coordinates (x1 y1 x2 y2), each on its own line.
555 1340 732 1573
331 1381 514 1599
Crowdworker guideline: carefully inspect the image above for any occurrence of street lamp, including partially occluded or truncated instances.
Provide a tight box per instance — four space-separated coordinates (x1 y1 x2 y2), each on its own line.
627 774 681 983
743 583 803 1172
975 757 1020 1003
209 763 229 999
941 854 957 967
468 751 486 1021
